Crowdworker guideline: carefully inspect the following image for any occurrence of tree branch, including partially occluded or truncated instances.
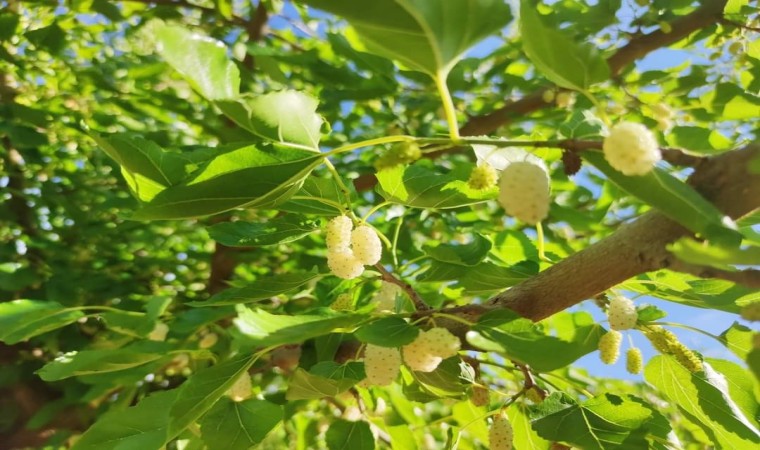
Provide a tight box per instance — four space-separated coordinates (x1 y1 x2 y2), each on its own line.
373 263 431 311
461 0 727 137
488 142 760 321
666 261 760 289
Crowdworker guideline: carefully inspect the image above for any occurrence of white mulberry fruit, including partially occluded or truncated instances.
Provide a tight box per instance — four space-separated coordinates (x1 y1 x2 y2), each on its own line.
402 327 461 372
374 281 401 312
364 344 401 386
607 295 637 331
327 248 365 279
603 122 661 176
351 225 382 265
599 329 622 365
326 215 353 250
489 410 513 450
498 160 551 224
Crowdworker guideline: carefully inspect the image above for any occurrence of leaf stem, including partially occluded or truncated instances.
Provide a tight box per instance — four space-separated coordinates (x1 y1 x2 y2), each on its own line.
326 135 414 156
361 201 391 222
323 158 353 211
536 221 547 261
434 72 461 141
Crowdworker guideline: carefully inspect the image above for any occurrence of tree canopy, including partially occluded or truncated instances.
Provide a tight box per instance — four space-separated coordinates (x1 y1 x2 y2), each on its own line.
1 0 759 449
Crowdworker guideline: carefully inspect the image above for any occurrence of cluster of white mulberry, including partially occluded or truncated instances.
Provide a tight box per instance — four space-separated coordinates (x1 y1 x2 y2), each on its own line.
362 327 461 386
470 148 551 225
325 216 382 279
598 295 643 374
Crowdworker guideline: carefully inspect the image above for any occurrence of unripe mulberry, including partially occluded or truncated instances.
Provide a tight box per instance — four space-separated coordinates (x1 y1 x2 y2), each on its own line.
626 347 643 374
603 122 661 176
555 91 576 108
642 325 677 354
364 344 401 386
489 410 513 450
542 89 555 103
669 341 703 373
331 292 353 311
326 215 353 250
498 160 551 224
402 327 461 372
599 330 622 364
198 332 218 348
374 281 401 312
374 142 422 170
327 248 365 279
651 103 674 120
607 295 637 331
351 225 382 265
470 386 489 407
467 164 498 190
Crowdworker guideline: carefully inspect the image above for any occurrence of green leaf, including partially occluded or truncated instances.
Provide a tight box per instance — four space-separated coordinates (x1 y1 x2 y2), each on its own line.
468 310 605 372
455 261 538 295
412 357 472 398
100 311 155 337
325 419 375 450
131 144 323 220
286 368 357 400
206 215 318 247
532 393 652 450
665 126 733 154
509 403 551 450
199 397 283 450
279 176 348 216
707 358 760 429
71 390 179 450
153 23 240 100
624 271 755 314
37 341 172 381
189 270 322 307
0 12 19 41
25 22 66 55
668 237 760 269
310 361 366 381
216 91 324 150
354 317 419 347
520 2 609 90
423 234 492 266
303 0 512 76
0 300 84 344
583 152 742 244
644 355 760 448
92 134 192 202
719 322 754 360
234 308 367 347
168 354 257 436
377 162 494 209
635 304 667 322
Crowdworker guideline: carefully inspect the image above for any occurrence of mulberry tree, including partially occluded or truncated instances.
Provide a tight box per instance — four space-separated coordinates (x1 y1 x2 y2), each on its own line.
1 0 759 449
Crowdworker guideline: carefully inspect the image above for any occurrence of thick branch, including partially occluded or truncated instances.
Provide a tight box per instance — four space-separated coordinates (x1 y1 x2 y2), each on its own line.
489 143 760 321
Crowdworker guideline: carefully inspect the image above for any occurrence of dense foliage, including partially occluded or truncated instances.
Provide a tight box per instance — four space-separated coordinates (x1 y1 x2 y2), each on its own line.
1 0 759 449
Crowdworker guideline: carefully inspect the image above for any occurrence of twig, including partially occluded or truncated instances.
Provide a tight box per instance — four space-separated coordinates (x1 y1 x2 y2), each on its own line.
514 362 547 400
373 263 431 311
666 259 760 289
720 17 760 32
